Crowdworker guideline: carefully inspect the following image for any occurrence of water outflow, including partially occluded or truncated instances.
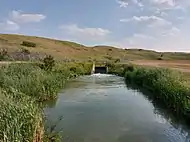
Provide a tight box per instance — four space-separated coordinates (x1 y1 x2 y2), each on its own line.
44 74 190 142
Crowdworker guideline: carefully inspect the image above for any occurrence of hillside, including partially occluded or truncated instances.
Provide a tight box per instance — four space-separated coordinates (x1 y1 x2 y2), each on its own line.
0 34 190 62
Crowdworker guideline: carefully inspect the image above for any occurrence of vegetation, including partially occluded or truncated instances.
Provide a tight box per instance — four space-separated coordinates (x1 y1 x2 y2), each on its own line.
110 64 190 121
21 47 31 54
0 89 42 142
114 58 120 63
0 60 92 141
0 48 8 61
21 41 36 47
41 55 56 71
1 34 190 61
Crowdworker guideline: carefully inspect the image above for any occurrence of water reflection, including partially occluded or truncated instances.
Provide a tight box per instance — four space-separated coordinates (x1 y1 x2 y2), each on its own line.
43 98 58 108
126 83 190 142
44 74 190 142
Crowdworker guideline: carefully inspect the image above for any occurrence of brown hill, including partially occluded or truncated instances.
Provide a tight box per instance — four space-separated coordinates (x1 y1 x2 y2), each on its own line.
0 34 190 61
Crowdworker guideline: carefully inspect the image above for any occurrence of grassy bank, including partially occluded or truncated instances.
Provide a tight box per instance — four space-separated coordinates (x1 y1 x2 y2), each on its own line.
0 62 92 141
0 89 42 142
110 64 190 121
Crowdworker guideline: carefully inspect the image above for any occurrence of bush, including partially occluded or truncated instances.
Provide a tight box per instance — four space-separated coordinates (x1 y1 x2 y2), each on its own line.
106 62 115 68
115 58 120 63
42 55 55 71
21 41 36 47
125 64 134 72
105 56 113 60
70 67 77 72
0 48 8 61
21 47 30 54
157 57 163 60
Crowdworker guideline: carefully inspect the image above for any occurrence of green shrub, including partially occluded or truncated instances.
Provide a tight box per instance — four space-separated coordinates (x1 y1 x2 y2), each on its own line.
0 64 65 101
42 55 55 71
125 64 134 72
0 48 8 61
21 47 30 54
21 41 36 47
115 58 120 63
157 57 163 60
70 67 77 72
105 56 113 60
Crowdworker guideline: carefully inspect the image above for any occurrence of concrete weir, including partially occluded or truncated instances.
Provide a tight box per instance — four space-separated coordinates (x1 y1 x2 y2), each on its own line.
91 62 108 74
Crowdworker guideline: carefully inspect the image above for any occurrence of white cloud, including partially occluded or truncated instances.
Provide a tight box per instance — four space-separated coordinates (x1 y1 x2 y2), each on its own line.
148 18 172 28
60 24 111 42
133 33 155 39
162 27 180 36
0 10 45 32
120 16 172 33
111 28 185 51
118 0 189 10
116 0 128 7
120 15 169 24
0 20 19 31
152 0 175 6
116 0 143 7
113 0 189 51
155 9 168 16
177 17 185 20
10 10 46 24
132 0 144 7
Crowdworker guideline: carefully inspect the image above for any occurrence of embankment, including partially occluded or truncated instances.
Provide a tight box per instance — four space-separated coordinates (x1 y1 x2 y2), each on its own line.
0 62 92 141
109 64 190 122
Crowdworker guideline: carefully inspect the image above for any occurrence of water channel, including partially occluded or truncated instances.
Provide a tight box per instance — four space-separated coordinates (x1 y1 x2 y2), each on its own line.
44 74 190 142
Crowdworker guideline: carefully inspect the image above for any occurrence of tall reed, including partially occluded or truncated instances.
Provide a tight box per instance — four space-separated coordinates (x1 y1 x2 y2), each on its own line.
109 64 190 121
0 89 42 142
0 62 92 141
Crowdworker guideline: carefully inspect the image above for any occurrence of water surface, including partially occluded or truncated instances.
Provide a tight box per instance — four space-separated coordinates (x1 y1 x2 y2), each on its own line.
44 74 190 142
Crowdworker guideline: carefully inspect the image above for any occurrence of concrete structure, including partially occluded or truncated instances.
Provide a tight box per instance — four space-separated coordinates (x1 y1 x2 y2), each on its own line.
91 61 108 74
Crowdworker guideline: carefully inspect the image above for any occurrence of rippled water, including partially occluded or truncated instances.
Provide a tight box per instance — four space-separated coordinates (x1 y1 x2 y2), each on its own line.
44 74 190 142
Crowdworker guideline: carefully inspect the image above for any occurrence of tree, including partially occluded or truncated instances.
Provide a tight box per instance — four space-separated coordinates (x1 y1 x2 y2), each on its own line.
42 55 55 71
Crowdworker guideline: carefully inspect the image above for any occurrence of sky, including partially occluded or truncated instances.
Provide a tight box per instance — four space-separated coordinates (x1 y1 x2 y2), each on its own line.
0 0 190 52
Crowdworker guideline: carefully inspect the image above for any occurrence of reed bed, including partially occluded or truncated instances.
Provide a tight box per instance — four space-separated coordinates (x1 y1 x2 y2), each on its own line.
0 62 92 141
110 64 190 121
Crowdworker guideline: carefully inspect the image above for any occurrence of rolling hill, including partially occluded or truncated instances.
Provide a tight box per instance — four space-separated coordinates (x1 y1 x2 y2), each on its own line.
0 34 190 62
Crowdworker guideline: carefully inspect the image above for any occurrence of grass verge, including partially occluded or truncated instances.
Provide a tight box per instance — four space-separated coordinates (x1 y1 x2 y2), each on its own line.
0 62 92 141
110 64 190 122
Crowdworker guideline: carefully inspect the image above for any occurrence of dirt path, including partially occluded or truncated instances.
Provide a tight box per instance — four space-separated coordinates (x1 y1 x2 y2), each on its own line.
0 61 33 64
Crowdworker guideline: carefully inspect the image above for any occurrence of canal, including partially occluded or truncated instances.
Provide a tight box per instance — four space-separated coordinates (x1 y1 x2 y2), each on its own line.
44 74 190 142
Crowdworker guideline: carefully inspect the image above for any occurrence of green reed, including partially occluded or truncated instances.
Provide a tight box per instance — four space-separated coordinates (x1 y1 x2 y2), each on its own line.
0 62 92 141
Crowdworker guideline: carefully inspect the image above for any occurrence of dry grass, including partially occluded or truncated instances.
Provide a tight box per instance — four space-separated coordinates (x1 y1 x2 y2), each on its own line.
1 34 190 61
132 60 190 73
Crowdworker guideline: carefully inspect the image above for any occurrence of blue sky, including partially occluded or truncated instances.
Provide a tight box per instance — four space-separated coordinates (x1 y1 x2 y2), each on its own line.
0 0 190 51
